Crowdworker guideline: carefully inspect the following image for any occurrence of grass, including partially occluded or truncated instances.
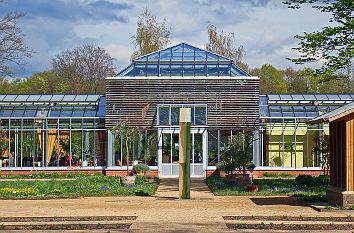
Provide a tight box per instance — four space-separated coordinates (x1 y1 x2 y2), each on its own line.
0 174 159 199
325 205 354 210
206 175 327 200
0 173 91 179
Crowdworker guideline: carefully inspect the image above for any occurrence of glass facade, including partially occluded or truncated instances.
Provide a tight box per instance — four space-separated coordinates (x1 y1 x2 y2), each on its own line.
258 94 354 168
0 95 106 169
118 43 249 77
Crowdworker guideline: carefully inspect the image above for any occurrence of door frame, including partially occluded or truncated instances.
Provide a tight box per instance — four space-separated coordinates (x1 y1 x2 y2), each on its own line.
158 127 208 177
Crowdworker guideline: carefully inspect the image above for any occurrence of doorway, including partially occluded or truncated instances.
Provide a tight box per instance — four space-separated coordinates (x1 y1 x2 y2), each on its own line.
158 128 207 177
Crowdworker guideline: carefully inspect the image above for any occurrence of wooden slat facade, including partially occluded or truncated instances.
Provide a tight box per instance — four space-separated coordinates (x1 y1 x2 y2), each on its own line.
105 77 259 130
329 112 354 191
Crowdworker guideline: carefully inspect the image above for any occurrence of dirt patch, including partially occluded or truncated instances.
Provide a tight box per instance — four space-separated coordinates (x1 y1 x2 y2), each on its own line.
0 223 132 230
226 223 354 231
223 215 354 222
0 216 137 222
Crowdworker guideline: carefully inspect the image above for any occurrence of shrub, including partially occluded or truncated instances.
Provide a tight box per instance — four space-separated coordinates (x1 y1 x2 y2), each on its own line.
133 164 150 174
295 175 314 187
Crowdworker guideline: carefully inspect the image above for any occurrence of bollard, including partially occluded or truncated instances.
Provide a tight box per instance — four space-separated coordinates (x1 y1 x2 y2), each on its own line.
179 108 191 199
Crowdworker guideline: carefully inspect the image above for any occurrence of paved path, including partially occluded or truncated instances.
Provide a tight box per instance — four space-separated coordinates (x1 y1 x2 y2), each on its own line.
154 178 214 199
0 179 352 232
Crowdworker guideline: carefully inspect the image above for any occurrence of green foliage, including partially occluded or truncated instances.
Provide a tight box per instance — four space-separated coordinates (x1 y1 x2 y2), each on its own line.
295 175 329 188
222 131 254 174
0 174 160 199
133 164 150 173
284 0 354 80
251 64 288 94
262 172 295 178
207 174 328 196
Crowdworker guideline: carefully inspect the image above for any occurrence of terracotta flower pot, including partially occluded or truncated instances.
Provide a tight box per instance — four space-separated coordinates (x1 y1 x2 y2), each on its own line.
247 184 259 192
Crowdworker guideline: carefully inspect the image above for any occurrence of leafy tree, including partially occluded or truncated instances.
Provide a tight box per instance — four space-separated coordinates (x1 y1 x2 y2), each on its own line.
298 67 354 93
0 1 33 76
131 8 171 59
52 44 117 94
251 64 288 94
284 0 354 80
206 24 248 71
283 68 309 93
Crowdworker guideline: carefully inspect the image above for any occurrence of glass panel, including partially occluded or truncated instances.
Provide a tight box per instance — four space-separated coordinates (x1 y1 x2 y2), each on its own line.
159 106 169 125
195 106 206 125
96 131 106 166
207 64 218 76
82 131 95 166
170 64 182 76
194 64 206 76
23 107 38 117
170 106 180 125
146 64 158 76
218 64 230 76
193 134 203 163
208 130 218 166
15 95 29 101
49 107 61 117
159 64 170 76
114 133 122 166
146 130 157 166
183 64 194 76
172 133 179 163
268 126 283 167
219 130 231 162
11 107 25 118
162 133 171 163
0 107 13 117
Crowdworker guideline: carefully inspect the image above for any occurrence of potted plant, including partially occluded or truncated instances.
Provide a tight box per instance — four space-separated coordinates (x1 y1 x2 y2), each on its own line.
246 163 259 192
216 161 227 177
133 164 150 175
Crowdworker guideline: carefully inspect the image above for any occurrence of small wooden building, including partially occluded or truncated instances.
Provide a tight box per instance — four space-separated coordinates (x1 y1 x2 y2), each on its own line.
311 102 354 206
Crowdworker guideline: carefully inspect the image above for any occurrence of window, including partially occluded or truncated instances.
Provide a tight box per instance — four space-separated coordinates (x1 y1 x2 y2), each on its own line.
157 104 207 126
158 106 169 125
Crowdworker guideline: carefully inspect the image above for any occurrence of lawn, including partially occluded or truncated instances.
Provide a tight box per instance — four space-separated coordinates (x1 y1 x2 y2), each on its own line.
206 175 328 202
0 173 159 199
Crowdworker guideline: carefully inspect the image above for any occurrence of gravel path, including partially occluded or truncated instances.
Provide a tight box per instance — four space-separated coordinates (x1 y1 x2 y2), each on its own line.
0 178 352 232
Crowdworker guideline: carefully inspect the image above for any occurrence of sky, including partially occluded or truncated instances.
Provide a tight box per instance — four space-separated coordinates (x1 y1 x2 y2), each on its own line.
0 0 331 77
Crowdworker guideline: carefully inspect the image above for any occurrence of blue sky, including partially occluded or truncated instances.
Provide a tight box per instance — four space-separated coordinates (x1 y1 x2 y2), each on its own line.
0 0 331 77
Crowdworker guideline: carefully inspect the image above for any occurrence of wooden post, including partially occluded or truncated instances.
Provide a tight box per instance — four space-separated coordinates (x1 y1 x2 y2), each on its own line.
179 108 191 199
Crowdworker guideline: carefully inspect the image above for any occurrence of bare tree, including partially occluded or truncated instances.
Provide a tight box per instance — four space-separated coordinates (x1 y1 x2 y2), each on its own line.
0 5 33 76
206 25 248 71
52 44 117 94
131 8 171 59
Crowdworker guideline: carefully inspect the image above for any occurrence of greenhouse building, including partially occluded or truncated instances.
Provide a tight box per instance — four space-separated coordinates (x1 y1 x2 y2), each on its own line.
0 43 353 177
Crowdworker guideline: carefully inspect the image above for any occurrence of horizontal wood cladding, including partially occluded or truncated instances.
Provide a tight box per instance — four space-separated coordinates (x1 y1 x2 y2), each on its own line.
105 78 259 130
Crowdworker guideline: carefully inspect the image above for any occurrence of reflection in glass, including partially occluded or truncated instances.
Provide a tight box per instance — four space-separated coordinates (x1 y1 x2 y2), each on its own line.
159 106 169 125
172 133 179 163
208 130 218 165
162 133 171 163
194 134 203 163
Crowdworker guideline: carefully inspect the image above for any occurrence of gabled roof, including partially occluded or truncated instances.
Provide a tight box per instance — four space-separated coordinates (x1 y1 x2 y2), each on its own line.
309 102 354 124
133 43 231 63
118 43 249 77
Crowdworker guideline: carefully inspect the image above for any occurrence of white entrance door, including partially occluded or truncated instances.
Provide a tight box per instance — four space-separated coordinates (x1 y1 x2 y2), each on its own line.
158 128 207 177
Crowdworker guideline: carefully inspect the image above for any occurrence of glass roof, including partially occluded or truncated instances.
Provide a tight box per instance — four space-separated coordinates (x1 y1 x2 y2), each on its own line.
260 94 354 119
0 94 104 119
118 43 249 77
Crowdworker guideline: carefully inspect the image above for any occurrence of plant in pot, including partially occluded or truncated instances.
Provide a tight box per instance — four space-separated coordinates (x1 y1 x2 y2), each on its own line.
216 161 227 177
246 163 259 192
133 164 150 176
